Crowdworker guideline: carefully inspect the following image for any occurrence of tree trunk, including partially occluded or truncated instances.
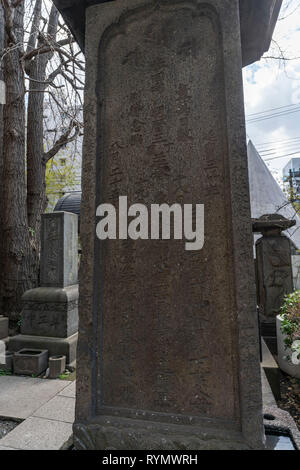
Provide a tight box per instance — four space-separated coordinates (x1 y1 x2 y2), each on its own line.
26 4 59 276
0 2 33 325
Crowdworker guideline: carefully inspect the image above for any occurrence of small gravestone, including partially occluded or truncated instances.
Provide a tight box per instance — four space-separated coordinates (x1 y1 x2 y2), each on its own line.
40 212 78 288
9 212 79 366
253 214 295 353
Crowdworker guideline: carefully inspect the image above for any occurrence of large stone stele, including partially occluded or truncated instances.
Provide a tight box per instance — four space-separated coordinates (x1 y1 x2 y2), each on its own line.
72 0 268 450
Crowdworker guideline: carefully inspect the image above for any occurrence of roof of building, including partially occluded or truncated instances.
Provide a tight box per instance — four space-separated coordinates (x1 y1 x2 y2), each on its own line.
54 192 81 220
248 140 300 249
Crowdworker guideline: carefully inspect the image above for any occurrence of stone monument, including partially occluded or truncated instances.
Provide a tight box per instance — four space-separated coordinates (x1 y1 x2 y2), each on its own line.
9 212 79 366
253 214 295 353
54 0 282 450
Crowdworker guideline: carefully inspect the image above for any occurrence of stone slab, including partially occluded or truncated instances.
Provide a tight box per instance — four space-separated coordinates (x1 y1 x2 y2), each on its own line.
261 368 277 408
74 0 264 450
40 212 78 288
261 338 280 401
21 286 79 338
8 333 78 365
0 416 73 450
58 380 76 398
33 395 75 423
0 376 71 419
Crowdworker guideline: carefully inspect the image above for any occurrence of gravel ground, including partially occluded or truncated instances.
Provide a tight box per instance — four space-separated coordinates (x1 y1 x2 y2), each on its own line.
0 419 19 439
277 372 300 431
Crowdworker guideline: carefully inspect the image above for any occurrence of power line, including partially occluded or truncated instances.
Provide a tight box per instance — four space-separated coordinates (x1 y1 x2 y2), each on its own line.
247 102 300 117
264 150 300 162
256 135 300 148
259 141 300 155
247 107 300 123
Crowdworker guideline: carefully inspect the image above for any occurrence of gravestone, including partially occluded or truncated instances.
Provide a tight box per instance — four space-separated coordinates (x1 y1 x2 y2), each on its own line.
54 0 282 450
9 212 79 366
253 214 295 354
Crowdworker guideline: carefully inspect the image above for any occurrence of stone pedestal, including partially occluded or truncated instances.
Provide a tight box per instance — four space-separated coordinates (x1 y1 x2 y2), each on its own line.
9 212 79 366
253 214 294 351
67 0 276 450
20 286 78 338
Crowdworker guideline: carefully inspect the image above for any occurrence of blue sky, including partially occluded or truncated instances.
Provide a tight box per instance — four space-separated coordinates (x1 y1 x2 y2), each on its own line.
243 0 300 183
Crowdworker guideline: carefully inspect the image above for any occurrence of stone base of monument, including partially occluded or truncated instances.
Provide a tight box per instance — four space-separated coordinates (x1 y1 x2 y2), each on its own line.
8 333 77 367
73 418 260 450
20 285 79 338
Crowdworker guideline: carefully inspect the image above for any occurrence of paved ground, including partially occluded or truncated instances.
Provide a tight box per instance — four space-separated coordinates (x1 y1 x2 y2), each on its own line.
0 376 75 450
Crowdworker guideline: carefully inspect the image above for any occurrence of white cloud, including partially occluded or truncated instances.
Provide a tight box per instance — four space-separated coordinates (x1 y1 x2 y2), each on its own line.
243 0 300 178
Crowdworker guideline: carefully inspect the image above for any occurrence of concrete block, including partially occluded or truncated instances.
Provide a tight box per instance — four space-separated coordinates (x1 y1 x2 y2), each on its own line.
261 338 280 401
33 395 75 423
0 416 73 450
8 332 77 365
0 375 71 419
49 355 66 379
58 381 76 398
13 349 48 376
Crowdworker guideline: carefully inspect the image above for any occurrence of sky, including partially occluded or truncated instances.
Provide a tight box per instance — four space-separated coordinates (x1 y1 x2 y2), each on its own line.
243 0 300 185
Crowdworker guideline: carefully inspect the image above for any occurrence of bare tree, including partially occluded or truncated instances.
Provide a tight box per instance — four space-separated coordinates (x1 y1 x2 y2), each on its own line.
0 0 84 328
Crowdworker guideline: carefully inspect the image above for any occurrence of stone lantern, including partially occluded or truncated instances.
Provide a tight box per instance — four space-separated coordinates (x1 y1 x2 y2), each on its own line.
253 214 295 353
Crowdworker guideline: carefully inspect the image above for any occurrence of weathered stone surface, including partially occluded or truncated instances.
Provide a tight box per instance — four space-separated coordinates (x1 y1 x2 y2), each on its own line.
74 0 265 450
40 212 78 288
8 333 77 366
21 286 79 338
253 214 296 235
53 0 282 67
49 355 66 379
0 315 8 339
254 215 293 335
13 348 48 376
73 419 252 451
